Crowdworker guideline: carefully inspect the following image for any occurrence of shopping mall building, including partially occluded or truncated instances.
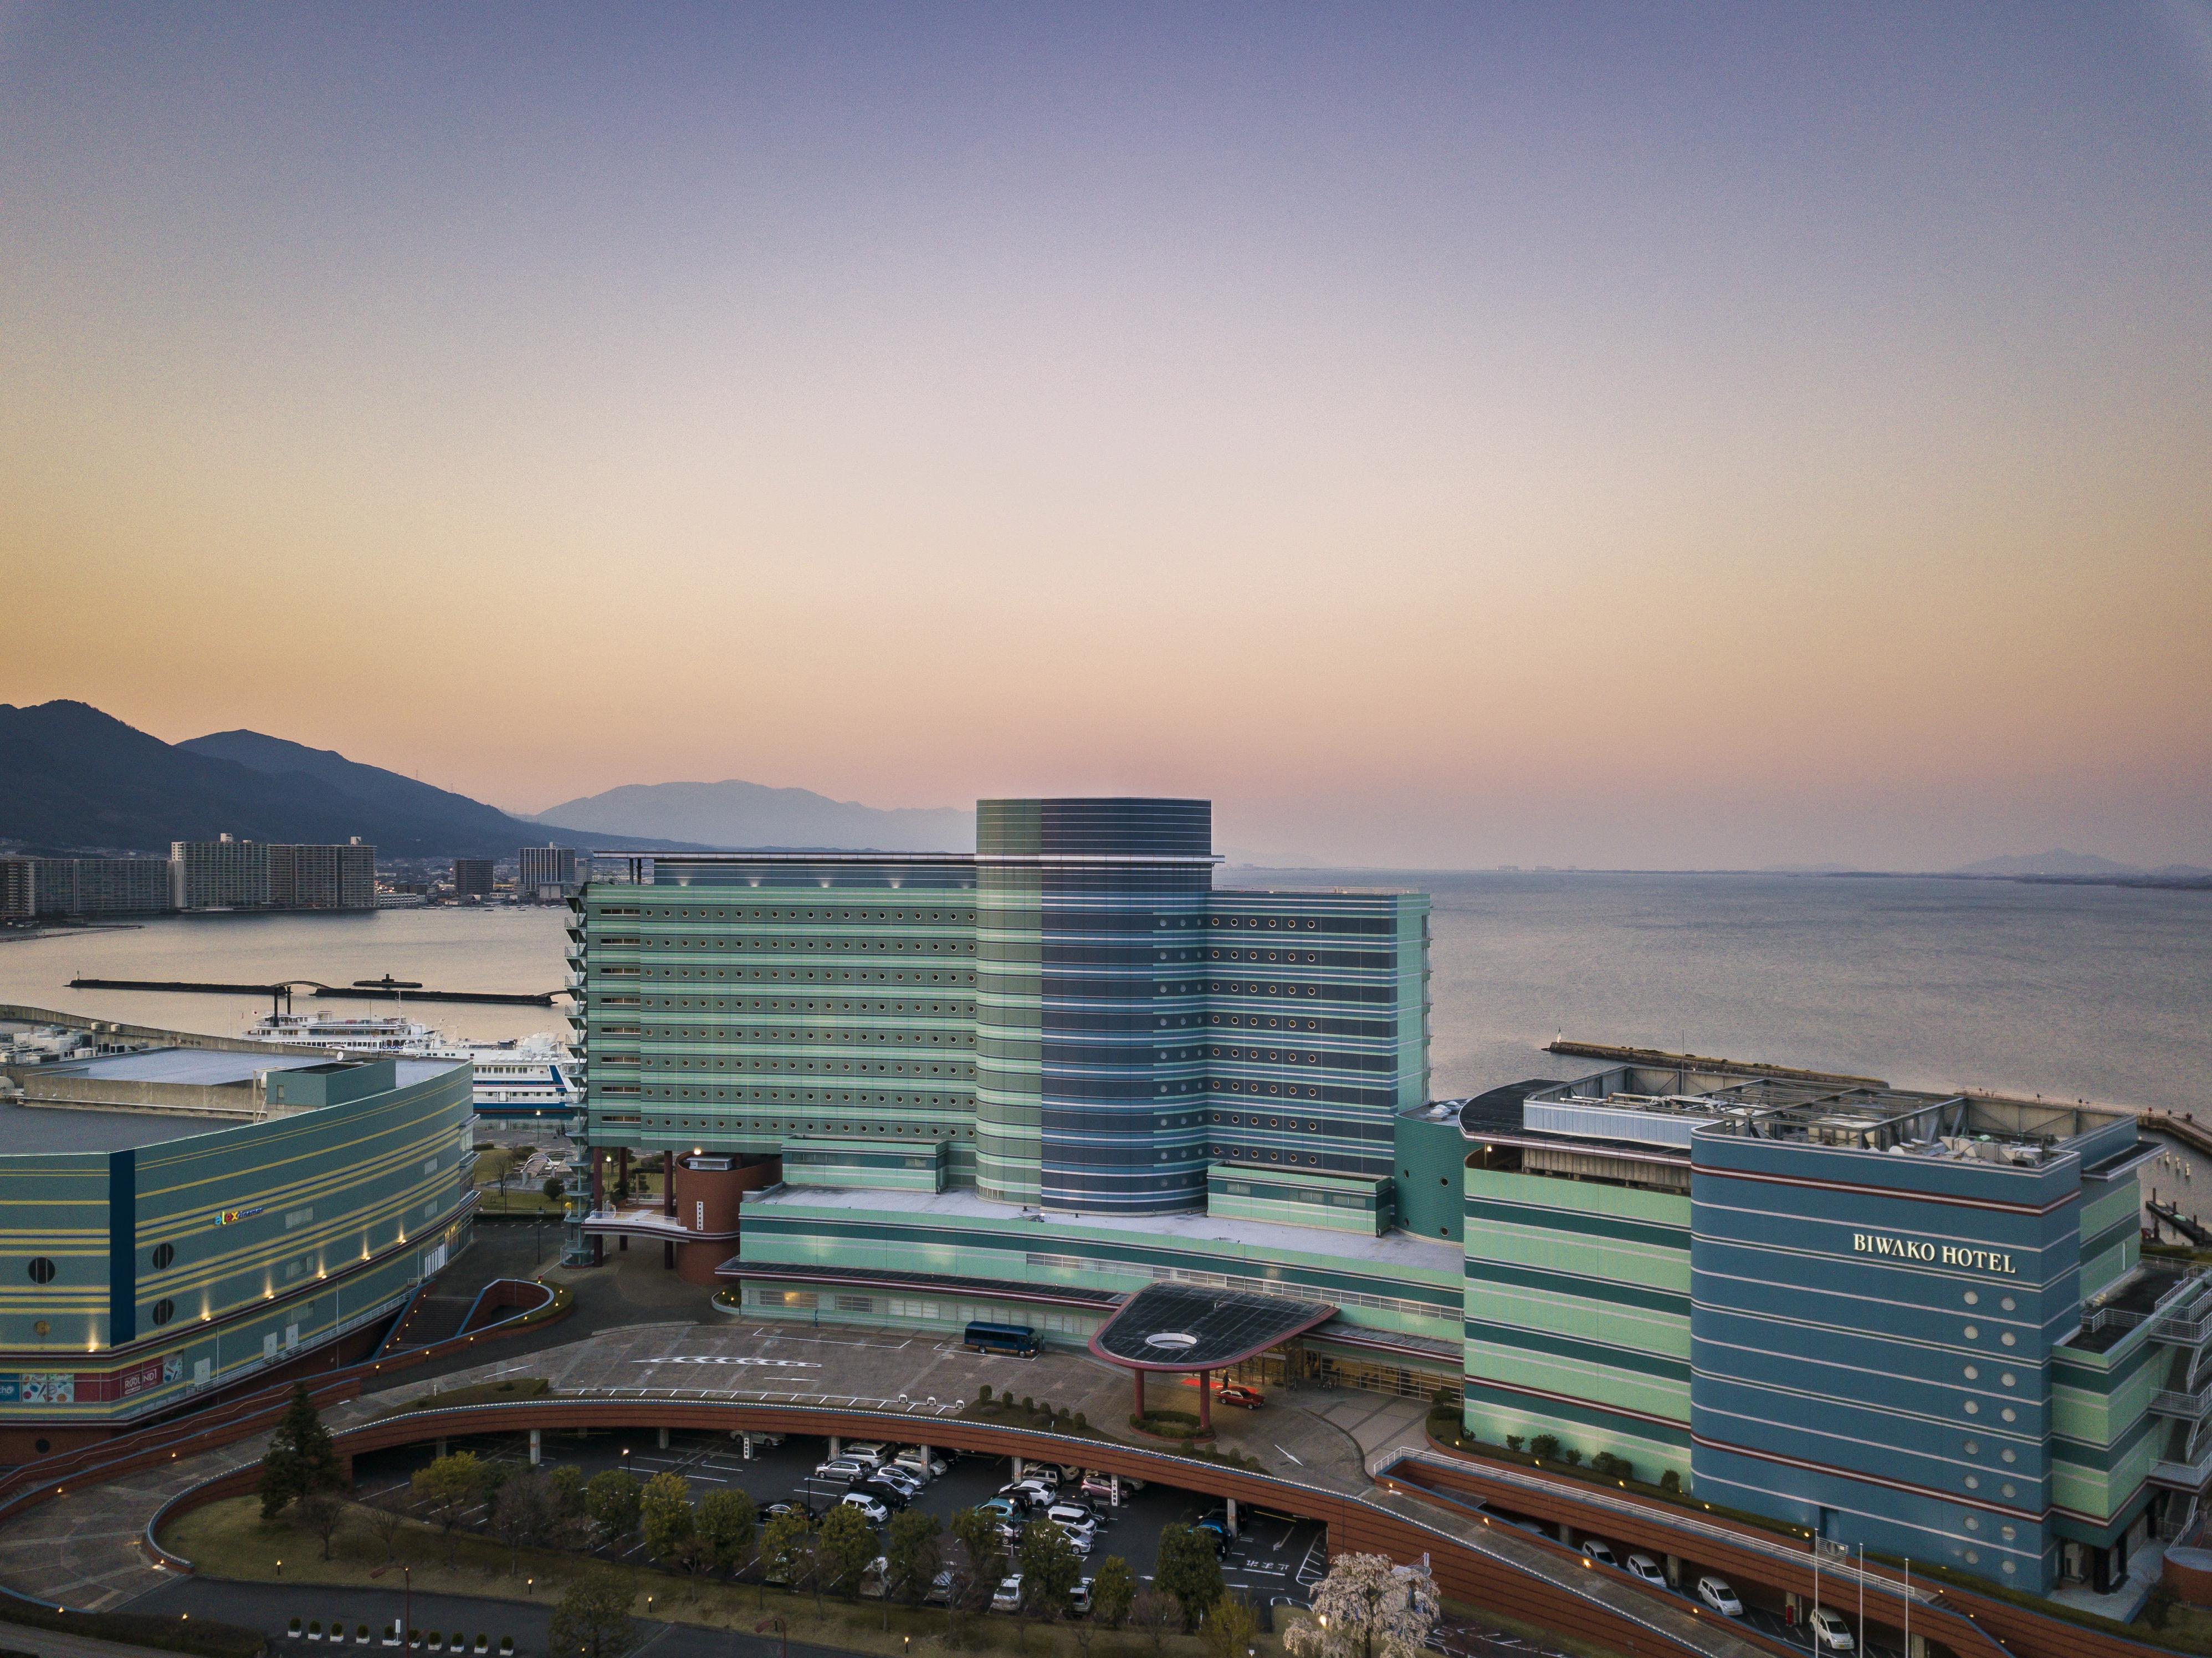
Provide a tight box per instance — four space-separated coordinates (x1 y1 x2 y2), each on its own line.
0 1046 478 1458
568 796 2184 1598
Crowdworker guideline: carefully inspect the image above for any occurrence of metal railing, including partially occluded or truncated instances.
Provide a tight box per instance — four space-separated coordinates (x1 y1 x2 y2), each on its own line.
2151 1384 2212 1420
2149 1450 2212 1490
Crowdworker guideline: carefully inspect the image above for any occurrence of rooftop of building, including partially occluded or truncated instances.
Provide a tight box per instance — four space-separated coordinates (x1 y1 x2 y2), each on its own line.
0 1099 238 1153
30 1048 461 1089
747 1184 1463 1274
1466 1059 2135 1168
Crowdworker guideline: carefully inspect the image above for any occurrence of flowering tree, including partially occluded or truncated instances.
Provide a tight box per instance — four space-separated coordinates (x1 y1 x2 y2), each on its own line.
1284 1553 1439 1658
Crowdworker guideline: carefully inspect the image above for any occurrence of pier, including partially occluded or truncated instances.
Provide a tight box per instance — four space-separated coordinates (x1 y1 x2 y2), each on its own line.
67 976 558 1007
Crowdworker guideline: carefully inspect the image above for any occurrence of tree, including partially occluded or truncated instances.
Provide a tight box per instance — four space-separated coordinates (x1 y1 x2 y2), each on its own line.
1016 1517 1081 1621
585 1469 644 1547
547 1570 635 1658
491 1473 562 1574
1092 1556 1136 1629
1130 1589 1180 1657
885 1509 942 1606
296 1489 346 1560
411 1452 487 1536
259 1384 342 1519
1283 1554 1438 1658
697 1490 757 1578
815 1505 876 1604
948 1506 1006 1614
639 1472 696 1570
1155 1524 1226 1631
367 1502 407 1562
1528 1434 1559 1461
550 1464 587 1520
1201 1595 1257 1658
543 1175 567 1204
760 1508 815 1594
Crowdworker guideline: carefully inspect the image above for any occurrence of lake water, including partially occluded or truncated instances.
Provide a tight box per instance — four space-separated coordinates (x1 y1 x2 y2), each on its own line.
3 873 2206 1116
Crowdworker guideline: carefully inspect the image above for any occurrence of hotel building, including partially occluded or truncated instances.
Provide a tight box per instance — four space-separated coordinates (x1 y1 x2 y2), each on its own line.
569 795 2177 1599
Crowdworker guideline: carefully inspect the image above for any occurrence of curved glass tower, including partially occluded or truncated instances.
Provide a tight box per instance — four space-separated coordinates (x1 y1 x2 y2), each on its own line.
975 799 1216 1215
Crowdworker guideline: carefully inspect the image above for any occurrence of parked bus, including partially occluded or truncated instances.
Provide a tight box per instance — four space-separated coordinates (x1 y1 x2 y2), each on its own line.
964 1320 1041 1357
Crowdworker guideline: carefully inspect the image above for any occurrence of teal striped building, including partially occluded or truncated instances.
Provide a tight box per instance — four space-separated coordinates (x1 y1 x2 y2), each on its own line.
0 1050 475 1457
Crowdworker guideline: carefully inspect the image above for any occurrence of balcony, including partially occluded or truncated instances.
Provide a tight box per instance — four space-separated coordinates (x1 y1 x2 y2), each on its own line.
564 969 586 992
2152 1449 2212 1491
2153 1383 2212 1420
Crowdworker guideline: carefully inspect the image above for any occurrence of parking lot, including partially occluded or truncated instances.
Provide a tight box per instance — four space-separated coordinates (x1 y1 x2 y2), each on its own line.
1487 1509 1902 1658
351 1427 1329 1610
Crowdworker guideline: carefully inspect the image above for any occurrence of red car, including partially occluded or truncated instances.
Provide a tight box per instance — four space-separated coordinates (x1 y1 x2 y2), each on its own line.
1217 1383 1264 1409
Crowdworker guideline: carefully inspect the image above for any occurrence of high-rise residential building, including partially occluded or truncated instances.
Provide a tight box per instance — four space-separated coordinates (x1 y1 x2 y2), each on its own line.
518 844 577 900
170 836 271 909
452 857 496 898
268 839 376 910
1 857 176 918
171 837 376 910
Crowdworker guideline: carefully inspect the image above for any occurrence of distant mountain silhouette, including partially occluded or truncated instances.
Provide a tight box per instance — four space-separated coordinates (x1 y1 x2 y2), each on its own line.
1951 850 2141 877
535 779 976 853
0 700 662 859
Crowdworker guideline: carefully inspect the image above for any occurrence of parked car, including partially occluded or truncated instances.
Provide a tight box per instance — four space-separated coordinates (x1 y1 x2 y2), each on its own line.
1069 1578 1094 1617
1000 1480 1056 1509
1046 1502 1097 1532
992 1576 1024 1613
1192 1518 1230 1556
925 1570 955 1606
1809 1609 1855 1652
980 1497 1021 1521
1217 1383 1264 1409
1078 1475 1120 1503
1624 1554 1666 1588
763 1502 800 1522
841 1492 891 1524
895 1447 948 1480
1579 1539 1617 1568
1017 1465 1062 1489
861 1557 889 1600
814 1459 867 1483
871 1466 924 1497
842 1441 890 1468
1695 1577 1743 1617
860 1477 909 1509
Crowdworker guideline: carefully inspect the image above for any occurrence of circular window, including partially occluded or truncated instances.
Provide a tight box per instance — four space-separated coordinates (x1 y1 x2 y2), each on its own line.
33 1439 48 1455
151 1298 175 1326
1143 1332 1197 1353
151 1243 175 1270
26 1258 55 1285
32 1321 48 1337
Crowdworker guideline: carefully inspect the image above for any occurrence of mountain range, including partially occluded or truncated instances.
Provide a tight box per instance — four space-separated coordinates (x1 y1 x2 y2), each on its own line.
0 702 611 858
1949 850 2212 880
531 780 974 854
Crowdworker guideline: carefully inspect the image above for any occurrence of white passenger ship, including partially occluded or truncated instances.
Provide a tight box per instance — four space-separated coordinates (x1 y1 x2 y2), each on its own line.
243 1010 580 1119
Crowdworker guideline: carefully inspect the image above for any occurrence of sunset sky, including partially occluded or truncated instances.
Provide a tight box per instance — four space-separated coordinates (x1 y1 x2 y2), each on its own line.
4 4 2208 869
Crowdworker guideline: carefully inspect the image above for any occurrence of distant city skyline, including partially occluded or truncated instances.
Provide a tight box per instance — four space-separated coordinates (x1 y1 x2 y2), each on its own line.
3 4 2208 871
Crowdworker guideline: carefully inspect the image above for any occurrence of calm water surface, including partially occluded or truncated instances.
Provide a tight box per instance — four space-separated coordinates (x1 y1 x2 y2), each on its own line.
3 875 2206 1115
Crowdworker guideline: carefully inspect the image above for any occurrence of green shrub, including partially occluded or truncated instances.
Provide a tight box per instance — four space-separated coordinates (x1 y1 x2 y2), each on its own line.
1506 1435 1525 1453
1659 1469 1682 1495
1529 1434 1560 1460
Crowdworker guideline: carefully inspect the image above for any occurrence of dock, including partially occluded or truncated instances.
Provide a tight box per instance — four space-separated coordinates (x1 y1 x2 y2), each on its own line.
68 977 557 1007
1544 1038 1888 1089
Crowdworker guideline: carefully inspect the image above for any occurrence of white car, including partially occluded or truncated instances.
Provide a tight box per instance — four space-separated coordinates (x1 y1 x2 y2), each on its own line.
1579 1539 1616 1567
895 1447 948 1480
1809 1609 1855 1652
1624 1554 1666 1588
1696 1577 1743 1617
840 1492 890 1524
992 1576 1023 1613
842 1441 890 1468
1046 1502 1097 1531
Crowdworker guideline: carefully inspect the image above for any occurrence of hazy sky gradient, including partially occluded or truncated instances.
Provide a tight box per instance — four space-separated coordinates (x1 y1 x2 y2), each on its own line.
4 3 2208 868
